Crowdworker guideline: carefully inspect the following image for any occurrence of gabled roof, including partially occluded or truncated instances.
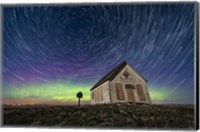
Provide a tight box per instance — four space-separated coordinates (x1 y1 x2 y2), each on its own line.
90 61 148 91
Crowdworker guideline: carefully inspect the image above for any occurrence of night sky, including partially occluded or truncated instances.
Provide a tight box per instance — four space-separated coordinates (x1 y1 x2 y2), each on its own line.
2 3 195 105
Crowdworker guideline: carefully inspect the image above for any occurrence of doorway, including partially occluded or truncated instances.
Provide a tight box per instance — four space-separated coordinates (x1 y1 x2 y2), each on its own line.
125 84 135 102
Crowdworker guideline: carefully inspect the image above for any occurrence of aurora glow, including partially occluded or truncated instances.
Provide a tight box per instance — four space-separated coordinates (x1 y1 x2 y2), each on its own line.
3 80 91 101
2 4 195 105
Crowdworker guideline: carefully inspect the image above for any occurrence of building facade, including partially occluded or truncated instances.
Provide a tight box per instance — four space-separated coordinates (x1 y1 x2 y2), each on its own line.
90 61 151 105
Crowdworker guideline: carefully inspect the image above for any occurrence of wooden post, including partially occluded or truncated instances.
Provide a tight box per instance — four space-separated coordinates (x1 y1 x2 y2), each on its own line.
78 97 80 108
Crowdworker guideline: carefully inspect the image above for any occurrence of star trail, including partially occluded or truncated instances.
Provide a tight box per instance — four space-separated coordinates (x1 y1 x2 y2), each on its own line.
2 3 195 105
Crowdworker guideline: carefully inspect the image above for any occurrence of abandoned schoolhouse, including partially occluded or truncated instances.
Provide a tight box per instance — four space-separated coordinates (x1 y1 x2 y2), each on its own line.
90 61 151 104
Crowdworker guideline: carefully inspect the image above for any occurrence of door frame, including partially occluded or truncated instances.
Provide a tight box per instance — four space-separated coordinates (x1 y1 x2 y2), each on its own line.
124 83 136 102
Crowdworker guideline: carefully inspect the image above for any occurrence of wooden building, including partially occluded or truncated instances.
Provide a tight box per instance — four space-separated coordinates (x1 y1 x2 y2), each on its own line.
90 61 151 105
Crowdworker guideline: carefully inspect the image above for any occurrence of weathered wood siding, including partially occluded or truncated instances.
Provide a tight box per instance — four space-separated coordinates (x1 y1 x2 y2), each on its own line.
91 81 110 104
110 64 151 104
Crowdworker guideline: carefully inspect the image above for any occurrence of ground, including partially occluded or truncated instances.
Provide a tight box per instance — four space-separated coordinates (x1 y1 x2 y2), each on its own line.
2 103 195 129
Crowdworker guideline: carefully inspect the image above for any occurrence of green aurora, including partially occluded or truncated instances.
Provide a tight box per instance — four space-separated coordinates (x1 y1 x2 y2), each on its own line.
2 81 190 105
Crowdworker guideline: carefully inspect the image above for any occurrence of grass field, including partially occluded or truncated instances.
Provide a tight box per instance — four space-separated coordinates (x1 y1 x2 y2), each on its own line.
2 103 195 129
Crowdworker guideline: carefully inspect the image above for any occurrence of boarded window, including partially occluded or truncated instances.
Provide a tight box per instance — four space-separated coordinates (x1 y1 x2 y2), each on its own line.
99 87 103 101
97 88 99 102
115 83 125 100
94 91 96 101
95 90 98 101
102 87 104 101
92 91 94 100
136 84 146 101
94 87 104 102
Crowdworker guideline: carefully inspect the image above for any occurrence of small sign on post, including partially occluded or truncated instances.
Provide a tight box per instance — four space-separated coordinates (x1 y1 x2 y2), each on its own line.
76 91 83 108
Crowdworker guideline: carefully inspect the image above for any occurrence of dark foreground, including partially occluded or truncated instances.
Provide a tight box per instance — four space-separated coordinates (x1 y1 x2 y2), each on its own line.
2 104 195 129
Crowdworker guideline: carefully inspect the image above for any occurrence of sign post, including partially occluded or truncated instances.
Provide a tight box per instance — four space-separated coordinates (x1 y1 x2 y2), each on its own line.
76 91 83 108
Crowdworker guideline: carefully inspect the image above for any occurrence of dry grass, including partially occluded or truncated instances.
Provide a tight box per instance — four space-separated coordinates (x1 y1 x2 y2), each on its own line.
2 103 195 129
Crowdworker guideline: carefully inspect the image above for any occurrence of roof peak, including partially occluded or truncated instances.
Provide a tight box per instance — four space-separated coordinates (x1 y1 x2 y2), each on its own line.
90 61 129 91
90 60 148 91
122 61 128 64
117 61 128 67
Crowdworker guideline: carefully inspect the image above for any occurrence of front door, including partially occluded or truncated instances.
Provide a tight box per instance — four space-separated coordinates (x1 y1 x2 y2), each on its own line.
125 84 135 102
126 89 134 102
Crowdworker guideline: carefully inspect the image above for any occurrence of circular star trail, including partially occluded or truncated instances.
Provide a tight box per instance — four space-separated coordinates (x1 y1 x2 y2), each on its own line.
2 3 195 104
